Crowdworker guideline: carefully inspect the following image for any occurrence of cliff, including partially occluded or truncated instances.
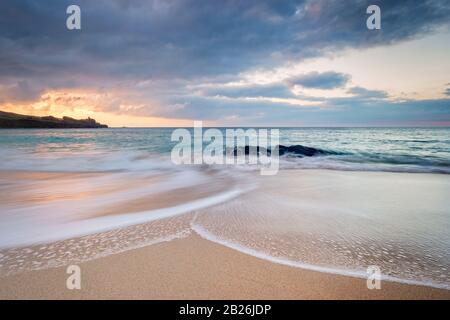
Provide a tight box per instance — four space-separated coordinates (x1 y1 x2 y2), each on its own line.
0 110 108 128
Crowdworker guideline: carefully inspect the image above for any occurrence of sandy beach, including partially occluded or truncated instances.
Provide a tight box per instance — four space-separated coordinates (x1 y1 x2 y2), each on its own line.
2 0 450 304
1 169 449 299
1 233 449 299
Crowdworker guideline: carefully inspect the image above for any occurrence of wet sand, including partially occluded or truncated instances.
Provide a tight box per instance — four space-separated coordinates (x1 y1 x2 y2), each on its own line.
1 169 449 299
1 233 449 300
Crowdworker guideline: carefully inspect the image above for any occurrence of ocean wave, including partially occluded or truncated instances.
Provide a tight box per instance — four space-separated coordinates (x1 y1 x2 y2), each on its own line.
1 133 450 176
191 223 450 290
230 143 450 174
232 144 344 157
277 153 450 174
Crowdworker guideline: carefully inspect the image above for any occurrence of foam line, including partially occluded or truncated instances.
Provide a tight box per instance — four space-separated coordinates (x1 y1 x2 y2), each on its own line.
191 223 450 291
0 188 246 248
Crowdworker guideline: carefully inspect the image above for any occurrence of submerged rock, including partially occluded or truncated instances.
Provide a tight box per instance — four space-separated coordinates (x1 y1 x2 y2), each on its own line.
233 144 340 157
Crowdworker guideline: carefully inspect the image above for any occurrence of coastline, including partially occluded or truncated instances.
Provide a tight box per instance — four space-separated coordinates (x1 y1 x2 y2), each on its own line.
1 233 449 300
1 168 449 298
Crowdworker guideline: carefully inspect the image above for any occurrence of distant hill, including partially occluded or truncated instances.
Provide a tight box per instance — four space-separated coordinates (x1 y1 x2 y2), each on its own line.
0 110 108 128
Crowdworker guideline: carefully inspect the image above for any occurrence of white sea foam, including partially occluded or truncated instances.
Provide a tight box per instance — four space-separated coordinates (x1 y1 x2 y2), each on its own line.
1 128 450 290
0 184 248 248
189 170 450 291
191 223 450 290
0 218 194 276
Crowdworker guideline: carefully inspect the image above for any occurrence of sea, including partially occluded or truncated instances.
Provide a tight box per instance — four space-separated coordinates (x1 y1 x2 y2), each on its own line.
0 127 449 289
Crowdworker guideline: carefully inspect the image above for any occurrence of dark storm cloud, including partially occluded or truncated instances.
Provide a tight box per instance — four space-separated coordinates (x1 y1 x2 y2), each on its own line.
0 80 42 103
1 0 450 124
289 71 350 89
1 0 449 82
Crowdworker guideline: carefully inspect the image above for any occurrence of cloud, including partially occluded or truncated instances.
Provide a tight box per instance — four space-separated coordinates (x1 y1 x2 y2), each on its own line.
288 71 350 89
1 0 450 125
200 83 295 99
348 86 388 99
150 93 450 126
444 83 450 96
0 80 43 103
198 71 353 100
2 0 449 82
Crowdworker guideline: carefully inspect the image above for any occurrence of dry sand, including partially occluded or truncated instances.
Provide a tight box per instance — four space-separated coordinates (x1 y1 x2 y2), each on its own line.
1 233 449 300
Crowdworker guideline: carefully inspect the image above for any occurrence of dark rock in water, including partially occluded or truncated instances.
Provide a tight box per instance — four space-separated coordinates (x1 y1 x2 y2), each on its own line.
233 144 339 157
0 110 108 128
278 145 329 156
233 145 270 156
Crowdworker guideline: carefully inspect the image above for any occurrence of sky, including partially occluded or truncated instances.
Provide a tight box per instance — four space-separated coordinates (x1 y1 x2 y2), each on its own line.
0 0 449 127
